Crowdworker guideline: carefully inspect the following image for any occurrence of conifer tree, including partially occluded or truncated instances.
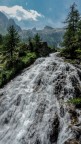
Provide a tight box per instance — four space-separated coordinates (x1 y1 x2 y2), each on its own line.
33 33 41 56
28 37 33 52
62 3 80 58
5 25 20 58
76 20 81 48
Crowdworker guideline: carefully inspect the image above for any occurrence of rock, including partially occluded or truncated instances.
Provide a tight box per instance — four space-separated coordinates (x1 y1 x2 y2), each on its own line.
49 115 59 143
60 106 65 117
64 139 79 144
72 126 81 139
0 92 4 97
69 108 78 124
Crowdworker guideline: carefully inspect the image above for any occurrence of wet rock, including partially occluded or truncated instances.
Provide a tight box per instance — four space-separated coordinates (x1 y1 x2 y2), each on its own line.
75 103 81 109
0 92 4 97
54 73 66 97
64 139 79 144
49 115 59 143
69 108 78 124
66 65 70 71
74 86 81 98
1 110 13 125
70 75 79 87
72 126 81 139
35 102 46 123
35 139 41 144
54 82 62 95
14 95 21 106
60 106 65 117
70 75 81 98
77 70 81 81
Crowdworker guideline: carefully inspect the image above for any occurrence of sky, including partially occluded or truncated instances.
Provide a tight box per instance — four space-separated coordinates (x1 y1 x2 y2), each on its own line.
0 0 81 29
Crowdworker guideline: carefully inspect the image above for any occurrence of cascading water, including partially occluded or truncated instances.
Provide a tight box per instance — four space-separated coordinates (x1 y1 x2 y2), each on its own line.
0 53 81 144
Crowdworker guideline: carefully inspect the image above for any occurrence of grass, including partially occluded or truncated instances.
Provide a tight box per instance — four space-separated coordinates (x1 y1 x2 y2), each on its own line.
68 98 81 104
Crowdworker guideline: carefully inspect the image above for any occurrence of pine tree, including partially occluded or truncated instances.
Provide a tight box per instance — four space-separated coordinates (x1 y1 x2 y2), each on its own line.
76 20 81 48
62 3 80 58
33 33 41 56
28 37 33 52
5 25 20 59
33 33 41 44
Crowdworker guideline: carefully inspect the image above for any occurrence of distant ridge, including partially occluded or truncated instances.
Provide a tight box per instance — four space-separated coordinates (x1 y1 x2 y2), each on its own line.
19 26 65 47
0 11 65 47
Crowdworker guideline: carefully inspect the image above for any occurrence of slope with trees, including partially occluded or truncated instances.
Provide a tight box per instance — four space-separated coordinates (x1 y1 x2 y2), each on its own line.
0 26 54 88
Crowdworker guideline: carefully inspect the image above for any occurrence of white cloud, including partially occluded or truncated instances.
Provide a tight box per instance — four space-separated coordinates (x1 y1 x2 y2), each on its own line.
0 5 43 21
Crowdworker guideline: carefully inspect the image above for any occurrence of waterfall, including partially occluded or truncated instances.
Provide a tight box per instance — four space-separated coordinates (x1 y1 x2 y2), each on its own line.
0 52 81 144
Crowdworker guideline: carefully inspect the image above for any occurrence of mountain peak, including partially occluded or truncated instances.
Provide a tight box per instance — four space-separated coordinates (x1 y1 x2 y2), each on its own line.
0 12 21 34
32 27 36 31
44 26 53 30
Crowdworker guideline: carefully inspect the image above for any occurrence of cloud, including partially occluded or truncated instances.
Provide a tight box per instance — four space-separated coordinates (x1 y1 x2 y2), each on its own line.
0 5 43 21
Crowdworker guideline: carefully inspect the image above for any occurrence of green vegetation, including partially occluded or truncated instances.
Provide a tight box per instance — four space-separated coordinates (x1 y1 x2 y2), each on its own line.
68 98 81 108
61 3 81 60
0 26 54 88
4 25 20 59
68 98 81 104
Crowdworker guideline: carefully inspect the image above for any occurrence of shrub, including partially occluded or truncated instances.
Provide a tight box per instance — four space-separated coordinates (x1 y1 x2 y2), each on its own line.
18 50 26 57
0 71 7 86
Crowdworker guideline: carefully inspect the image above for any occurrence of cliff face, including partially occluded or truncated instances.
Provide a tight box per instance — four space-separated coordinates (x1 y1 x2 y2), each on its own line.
0 53 81 144
0 12 21 34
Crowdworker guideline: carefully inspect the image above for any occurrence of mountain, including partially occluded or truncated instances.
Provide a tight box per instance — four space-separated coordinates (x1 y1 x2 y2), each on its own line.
0 12 21 34
0 53 80 144
0 11 64 47
20 26 65 47
8 18 21 32
0 12 8 34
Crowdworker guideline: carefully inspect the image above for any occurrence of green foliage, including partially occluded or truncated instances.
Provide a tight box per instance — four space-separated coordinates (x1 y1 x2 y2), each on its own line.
68 98 81 105
4 25 20 58
28 37 34 52
33 33 41 44
49 46 57 52
67 98 81 108
0 27 53 88
33 33 41 56
21 52 36 64
75 49 81 59
0 71 7 86
61 3 81 59
0 52 37 87
61 47 75 58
